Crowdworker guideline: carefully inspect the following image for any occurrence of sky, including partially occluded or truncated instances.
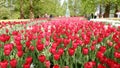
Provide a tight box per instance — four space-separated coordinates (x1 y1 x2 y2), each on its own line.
60 0 65 6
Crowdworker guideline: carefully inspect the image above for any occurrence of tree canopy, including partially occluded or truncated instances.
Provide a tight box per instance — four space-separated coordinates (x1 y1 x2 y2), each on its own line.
0 0 120 19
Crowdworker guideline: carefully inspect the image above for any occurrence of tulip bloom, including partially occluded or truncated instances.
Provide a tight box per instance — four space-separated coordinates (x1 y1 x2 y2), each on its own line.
97 64 106 68
4 49 11 56
99 46 106 53
90 45 95 51
23 63 30 68
68 48 75 56
29 46 35 51
10 59 17 68
36 44 44 51
84 61 96 68
38 55 46 63
17 50 23 57
58 48 64 55
114 51 120 58
96 51 104 59
82 47 89 55
53 53 61 60
44 60 51 68
4 44 13 56
53 65 60 68
25 56 33 64
0 60 8 68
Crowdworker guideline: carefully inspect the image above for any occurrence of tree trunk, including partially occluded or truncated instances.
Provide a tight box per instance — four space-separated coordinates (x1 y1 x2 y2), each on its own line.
73 0 76 16
114 4 118 17
20 0 24 19
29 0 34 19
103 4 110 18
99 5 102 18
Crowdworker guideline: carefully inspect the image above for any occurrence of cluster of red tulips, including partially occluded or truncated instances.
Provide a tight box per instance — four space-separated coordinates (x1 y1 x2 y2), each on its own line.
0 21 28 29
0 17 120 68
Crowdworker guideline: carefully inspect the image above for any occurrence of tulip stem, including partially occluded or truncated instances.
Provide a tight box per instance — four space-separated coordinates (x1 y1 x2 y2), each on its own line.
70 57 73 68
60 56 63 68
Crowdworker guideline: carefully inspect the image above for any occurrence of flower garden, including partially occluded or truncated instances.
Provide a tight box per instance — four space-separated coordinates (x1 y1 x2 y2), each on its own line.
0 17 120 68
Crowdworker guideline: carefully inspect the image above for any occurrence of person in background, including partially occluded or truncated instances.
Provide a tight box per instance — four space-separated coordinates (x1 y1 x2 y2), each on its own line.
44 13 49 18
94 12 97 19
91 13 94 19
48 14 53 21
94 11 99 19
49 14 53 19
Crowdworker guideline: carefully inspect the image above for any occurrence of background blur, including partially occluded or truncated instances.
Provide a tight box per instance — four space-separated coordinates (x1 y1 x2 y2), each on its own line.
0 0 120 19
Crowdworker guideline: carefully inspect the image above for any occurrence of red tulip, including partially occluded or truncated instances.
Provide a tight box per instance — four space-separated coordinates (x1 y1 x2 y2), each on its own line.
92 40 97 45
82 47 89 55
99 46 106 53
84 38 90 45
68 48 75 56
26 41 31 48
38 55 46 63
52 42 58 48
44 60 51 68
96 51 104 59
4 44 13 56
53 65 60 68
97 37 103 43
29 46 35 51
16 45 22 51
114 51 120 58
6 29 9 33
84 61 96 68
17 51 23 57
0 34 10 42
58 48 64 55
73 43 78 49
49 48 56 54
110 63 119 68
25 56 33 64
99 56 107 63
0 60 8 68
90 45 95 51
12 31 19 35
10 59 17 68
23 63 30 68
0 36 6 42
4 50 11 56
54 53 60 60
107 41 113 47
36 44 44 51
114 45 119 50
45 41 50 46
97 64 106 68
14 35 22 41
75 39 82 45
63 39 70 47
15 40 21 45
4 44 13 50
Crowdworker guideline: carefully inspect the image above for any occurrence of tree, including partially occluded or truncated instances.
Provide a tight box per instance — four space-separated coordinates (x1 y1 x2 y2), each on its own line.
20 0 24 19
33 0 64 17
79 0 120 18
113 0 120 17
29 0 34 19
80 0 96 16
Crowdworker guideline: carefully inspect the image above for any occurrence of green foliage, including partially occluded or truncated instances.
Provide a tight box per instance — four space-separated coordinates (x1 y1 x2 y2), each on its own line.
79 0 96 16
0 0 120 19
32 0 65 17
0 7 10 19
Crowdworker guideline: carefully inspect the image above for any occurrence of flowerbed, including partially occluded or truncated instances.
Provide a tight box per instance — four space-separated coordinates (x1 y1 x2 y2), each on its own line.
0 17 120 68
